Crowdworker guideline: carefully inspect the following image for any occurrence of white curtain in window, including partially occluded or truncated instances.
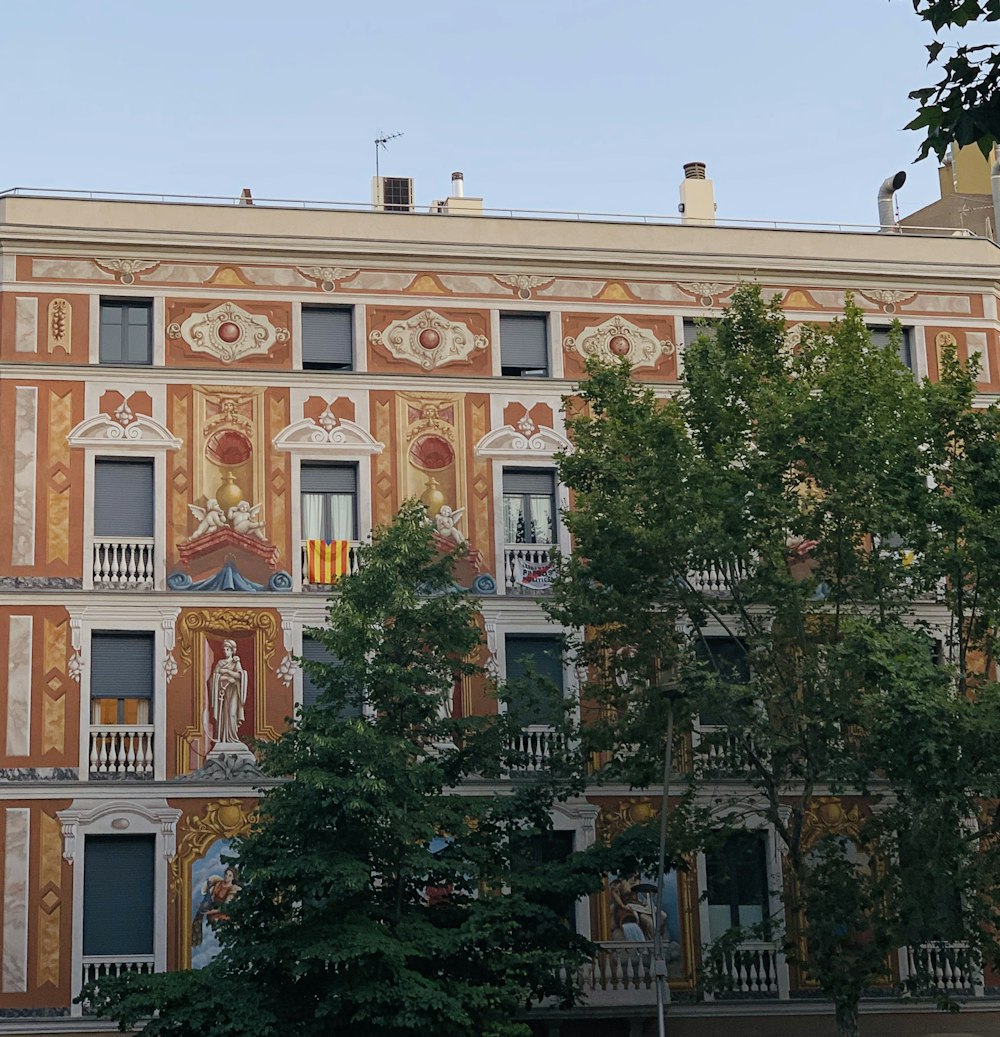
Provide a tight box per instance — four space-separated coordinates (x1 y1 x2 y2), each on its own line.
301 494 325 540
503 495 524 545
328 494 354 540
529 494 553 544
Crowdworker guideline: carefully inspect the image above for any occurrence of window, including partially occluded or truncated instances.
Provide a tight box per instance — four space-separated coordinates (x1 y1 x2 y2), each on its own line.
94 458 154 538
90 631 154 725
511 830 576 931
500 313 549 377
302 306 353 370
301 463 357 541
504 633 564 727
300 633 361 717
83 835 155 956
705 832 769 940
503 469 556 546
683 318 717 348
696 636 750 727
99 299 152 365
870 325 913 370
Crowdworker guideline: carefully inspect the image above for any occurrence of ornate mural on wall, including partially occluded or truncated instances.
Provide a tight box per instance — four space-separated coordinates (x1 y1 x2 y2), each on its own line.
370 308 487 370
563 314 674 370
173 610 282 777
168 387 291 592
171 800 256 969
165 299 292 369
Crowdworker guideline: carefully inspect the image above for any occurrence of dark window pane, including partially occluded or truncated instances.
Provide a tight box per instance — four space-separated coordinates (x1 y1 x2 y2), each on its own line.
300 633 361 717
504 634 564 726
83 835 155 956
100 300 151 365
869 325 912 370
706 832 768 936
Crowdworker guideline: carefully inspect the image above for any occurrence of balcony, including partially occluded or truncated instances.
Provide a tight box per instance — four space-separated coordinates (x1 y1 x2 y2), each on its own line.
92 537 155 589
579 940 787 1004
705 939 786 997
508 725 566 773
694 728 758 776
899 941 984 997
88 725 154 777
79 955 155 1009
503 544 555 594
300 540 362 591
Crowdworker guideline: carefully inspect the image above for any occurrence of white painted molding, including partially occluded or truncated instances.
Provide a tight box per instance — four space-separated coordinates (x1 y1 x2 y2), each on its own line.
67 413 181 451
272 416 384 456
474 423 572 461
57 799 183 863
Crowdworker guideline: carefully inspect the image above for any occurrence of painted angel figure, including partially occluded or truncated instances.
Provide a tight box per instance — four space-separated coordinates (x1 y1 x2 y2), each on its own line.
187 499 229 541
228 500 267 541
434 505 466 546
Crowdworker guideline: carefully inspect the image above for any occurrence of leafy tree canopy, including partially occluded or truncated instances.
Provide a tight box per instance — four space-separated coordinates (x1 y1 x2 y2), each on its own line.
908 0 1000 159
549 285 1000 1036
84 501 614 1037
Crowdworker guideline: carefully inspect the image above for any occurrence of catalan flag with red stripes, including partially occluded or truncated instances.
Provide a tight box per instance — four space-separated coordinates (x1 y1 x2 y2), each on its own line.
306 540 351 585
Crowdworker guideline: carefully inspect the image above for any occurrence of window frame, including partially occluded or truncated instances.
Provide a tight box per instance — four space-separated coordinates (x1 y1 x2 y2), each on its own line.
502 468 557 547
300 461 359 542
301 305 354 371
98 297 153 366
499 312 550 377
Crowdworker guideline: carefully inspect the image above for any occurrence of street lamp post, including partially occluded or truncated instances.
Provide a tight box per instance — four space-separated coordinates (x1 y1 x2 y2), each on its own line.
635 691 674 1037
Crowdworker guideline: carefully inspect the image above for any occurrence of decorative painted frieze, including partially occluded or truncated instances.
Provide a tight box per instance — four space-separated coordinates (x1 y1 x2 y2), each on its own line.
167 302 290 364
563 314 674 369
369 309 487 370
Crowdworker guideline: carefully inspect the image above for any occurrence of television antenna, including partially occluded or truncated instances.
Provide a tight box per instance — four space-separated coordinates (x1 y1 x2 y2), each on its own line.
375 130 404 180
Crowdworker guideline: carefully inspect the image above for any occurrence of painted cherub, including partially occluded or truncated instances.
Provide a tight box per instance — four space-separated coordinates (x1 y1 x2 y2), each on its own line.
228 500 267 541
187 499 228 541
434 505 466 546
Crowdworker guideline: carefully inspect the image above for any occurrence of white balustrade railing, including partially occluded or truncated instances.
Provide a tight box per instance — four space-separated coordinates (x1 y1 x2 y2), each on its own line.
504 544 554 593
695 728 757 775
89 725 154 776
581 942 655 992
687 560 751 594
300 540 362 589
92 537 155 589
81 954 155 989
899 941 984 996
508 725 565 772
708 940 783 995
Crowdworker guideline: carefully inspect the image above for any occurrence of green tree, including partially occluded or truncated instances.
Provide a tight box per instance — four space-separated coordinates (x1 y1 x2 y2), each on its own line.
84 500 606 1037
907 0 1000 160
548 285 1000 1037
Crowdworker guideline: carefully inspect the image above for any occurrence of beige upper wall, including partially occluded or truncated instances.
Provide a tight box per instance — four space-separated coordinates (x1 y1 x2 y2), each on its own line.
1 195 999 284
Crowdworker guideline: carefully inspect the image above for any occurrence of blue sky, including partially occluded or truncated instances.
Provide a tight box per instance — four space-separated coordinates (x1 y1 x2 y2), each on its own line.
0 1 990 225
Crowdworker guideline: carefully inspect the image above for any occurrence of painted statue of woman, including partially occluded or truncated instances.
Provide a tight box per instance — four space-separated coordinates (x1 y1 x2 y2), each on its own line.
210 639 248 747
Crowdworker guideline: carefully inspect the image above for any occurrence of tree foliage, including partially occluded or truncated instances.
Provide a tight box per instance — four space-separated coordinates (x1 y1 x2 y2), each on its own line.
548 285 1000 1036
84 501 608 1037
907 0 1000 160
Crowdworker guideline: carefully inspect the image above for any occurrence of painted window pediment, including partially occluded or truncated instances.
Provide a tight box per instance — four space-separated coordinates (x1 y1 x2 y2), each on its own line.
272 415 384 456
67 413 181 451
475 421 571 461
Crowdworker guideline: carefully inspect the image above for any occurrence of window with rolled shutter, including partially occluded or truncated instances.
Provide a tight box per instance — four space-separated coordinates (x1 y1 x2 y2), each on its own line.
300 633 361 717
94 458 154 537
869 325 913 370
502 469 556 546
302 307 353 370
90 631 154 724
500 314 549 376
300 463 357 541
83 834 155 956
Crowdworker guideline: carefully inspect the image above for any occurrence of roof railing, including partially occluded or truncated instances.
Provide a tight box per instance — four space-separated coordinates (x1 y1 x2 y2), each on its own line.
0 185 989 239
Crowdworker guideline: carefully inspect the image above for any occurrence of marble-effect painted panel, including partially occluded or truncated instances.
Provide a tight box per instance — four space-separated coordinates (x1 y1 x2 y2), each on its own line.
1 808 30 992
11 387 38 567
5 615 32 756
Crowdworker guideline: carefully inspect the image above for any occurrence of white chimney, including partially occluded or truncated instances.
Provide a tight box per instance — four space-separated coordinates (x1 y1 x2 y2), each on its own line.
434 170 482 216
678 161 715 226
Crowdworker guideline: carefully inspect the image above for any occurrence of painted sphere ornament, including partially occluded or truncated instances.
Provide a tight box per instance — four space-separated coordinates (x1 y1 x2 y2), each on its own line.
216 472 244 511
609 335 630 357
418 328 441 350
218 321 242 344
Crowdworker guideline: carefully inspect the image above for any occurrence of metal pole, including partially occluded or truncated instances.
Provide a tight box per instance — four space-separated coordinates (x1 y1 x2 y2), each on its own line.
652 700 674 1037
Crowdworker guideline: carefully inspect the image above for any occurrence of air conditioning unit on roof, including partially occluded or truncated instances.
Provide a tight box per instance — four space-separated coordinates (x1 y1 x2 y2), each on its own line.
372 176 414 212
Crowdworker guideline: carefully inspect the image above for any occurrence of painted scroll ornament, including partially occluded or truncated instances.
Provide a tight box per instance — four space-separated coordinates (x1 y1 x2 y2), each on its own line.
167 302 289 364
563 315 674 370
369 309 487 370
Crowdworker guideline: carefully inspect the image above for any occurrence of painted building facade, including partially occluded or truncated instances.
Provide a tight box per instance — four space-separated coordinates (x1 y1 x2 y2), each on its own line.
1 190 1000 1036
